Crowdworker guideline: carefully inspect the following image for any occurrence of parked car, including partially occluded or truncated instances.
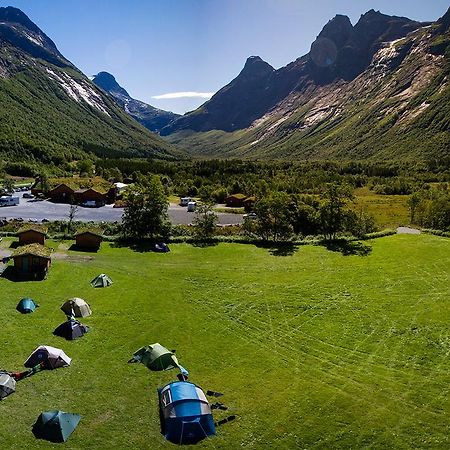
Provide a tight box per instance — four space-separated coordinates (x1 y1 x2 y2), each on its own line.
23 192 34 199
243 212 257 220
187 201 197 212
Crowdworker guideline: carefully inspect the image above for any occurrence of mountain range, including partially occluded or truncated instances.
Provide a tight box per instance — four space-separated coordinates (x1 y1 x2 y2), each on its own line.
161 7 450 160
91 72 179 133
0 5 449 164
0 6 178 168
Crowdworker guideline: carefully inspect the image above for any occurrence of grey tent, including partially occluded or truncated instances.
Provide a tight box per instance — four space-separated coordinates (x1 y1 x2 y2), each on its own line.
61 298 92 317
0 372 16 400
32 410 80 443
90 273 112 288
129 343 180 371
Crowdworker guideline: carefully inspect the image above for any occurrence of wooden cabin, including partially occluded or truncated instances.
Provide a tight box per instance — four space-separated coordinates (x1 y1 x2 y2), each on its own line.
12 244 51 278
74 188 107 206
243 196 256 211
17 227 47 246
48 184 75 202
225 193 247 208
75 231 103 250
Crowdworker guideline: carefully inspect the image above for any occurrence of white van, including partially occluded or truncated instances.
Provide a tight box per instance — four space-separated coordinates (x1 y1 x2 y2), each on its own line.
0 196 19 207
180 197 192 206
187 201 197 212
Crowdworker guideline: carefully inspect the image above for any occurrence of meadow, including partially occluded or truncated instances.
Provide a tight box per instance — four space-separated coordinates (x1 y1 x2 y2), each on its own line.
0 234 449 449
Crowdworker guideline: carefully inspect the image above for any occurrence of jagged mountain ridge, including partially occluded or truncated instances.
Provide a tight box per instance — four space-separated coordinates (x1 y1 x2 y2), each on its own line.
163 8 450 161
0 6 179 165
92 71 179 133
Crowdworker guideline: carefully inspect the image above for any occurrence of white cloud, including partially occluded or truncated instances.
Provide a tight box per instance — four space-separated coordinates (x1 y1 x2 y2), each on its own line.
151 91 214 100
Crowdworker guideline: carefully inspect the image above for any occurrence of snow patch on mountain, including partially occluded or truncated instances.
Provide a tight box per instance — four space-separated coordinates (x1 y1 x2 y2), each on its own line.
46 68 110 115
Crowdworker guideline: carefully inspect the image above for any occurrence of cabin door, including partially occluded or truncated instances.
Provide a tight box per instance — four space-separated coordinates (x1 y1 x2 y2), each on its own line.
23 257 29 272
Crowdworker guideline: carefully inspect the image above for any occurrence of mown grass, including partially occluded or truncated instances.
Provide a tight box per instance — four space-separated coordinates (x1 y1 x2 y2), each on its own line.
0 234 449 449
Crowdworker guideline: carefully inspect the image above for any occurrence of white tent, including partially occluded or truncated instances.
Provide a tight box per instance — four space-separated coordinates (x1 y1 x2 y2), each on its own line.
24 345 71 370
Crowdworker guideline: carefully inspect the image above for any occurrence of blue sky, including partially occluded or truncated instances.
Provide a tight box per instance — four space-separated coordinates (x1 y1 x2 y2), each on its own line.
1 1 449 113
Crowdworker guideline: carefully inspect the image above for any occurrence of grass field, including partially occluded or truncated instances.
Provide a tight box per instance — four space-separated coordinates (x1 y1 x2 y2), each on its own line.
0 234 449 449
353 188 410 229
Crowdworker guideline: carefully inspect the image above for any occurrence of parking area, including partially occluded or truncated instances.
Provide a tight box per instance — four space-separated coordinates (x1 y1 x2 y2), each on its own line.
0 192 244 225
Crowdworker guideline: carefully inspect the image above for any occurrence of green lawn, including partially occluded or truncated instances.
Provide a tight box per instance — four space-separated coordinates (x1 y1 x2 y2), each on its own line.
0 235 449 449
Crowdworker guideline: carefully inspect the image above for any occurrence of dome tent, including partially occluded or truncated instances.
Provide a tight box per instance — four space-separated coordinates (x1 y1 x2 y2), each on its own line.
158 381 216 445
16 298 39 314
90 273 112 288
128 343 180 371
0 372 16 400
32 410 80 443
61 298 91 317
53 318 89 341
24 345 71 370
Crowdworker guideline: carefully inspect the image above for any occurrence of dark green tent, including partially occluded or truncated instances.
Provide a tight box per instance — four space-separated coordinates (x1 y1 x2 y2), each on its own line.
16 298 39 314
128 343 180 371
32 410 80 442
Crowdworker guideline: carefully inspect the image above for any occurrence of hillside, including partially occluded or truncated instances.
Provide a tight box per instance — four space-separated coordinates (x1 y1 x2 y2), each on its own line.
0 7 180 168
163 8 450 160
92 72 179 134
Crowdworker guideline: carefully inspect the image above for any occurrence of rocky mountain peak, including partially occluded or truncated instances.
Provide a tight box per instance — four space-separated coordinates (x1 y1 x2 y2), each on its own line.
437 6 450 31
0 6 41 34
241 56 274 77
317 14 353 49
92 71 129 97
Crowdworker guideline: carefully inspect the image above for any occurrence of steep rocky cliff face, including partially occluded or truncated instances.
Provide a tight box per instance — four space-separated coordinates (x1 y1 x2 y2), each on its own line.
163 9 450 161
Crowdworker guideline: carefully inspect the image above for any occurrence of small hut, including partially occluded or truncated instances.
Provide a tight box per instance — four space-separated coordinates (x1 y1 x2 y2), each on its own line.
225 193 247 208
17 227 47 246
75 231 103 251
12 244 51 278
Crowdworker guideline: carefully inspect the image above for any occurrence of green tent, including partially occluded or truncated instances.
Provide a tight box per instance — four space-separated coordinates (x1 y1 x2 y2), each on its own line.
32 410 80 443
90 273 113 288
128 343 180 371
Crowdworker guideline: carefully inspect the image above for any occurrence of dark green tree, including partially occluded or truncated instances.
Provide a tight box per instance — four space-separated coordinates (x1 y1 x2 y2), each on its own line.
254 192 293 241
319 184 354 240
122 175 170 239
193 203 218 238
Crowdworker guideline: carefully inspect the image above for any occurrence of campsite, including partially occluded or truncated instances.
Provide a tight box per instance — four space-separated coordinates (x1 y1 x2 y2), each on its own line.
0 234 449 448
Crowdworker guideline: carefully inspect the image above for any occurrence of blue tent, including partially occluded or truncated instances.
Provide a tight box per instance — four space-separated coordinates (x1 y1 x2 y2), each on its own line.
16 298 39 314
158 381 216 445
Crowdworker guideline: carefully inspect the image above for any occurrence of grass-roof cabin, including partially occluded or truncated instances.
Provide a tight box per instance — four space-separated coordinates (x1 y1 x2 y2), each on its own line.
226 193 248 208
48 184 75 202
12 244 51 278
75 230 103 251
17 226 47 246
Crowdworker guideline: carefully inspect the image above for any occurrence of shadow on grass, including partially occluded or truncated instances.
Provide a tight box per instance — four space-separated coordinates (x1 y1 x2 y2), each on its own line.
323 240 372 256
68 244 99 253
1 266 47 282
9 241 20 249
189 240 219 248
255 242 299 257
111 240 170 253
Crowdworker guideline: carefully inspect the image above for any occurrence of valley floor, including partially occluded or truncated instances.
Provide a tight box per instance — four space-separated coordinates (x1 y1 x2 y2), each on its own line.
0 234 449 448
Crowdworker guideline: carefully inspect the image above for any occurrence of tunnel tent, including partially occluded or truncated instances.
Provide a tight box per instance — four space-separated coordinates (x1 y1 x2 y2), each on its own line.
90 273 112 288
16 298 39 314
53 318 89 341
0 372 16 400
32 410 81 443
24 345 71 370
61 298 91 318
158 381 216 445
129 343 180 371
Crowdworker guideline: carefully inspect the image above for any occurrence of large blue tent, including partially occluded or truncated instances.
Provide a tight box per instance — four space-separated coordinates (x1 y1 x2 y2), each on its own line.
158 381 216 445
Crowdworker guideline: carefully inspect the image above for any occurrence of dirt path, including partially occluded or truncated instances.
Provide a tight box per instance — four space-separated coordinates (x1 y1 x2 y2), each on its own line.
397 227 421 235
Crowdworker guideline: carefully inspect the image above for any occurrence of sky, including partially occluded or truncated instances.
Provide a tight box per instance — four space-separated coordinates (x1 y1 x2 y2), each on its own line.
0 1 449 114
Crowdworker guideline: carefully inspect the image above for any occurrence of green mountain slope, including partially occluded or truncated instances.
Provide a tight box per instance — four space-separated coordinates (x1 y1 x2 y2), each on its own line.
165 8 450 161
0 7 180 167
